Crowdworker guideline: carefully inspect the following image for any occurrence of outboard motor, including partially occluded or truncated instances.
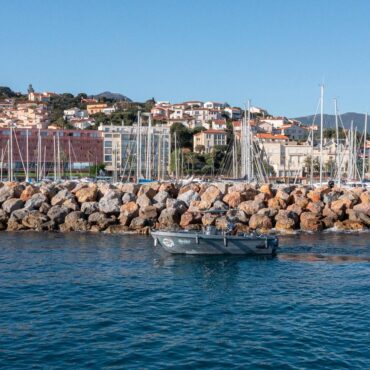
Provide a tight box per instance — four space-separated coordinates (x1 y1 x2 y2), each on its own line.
328 180 335 189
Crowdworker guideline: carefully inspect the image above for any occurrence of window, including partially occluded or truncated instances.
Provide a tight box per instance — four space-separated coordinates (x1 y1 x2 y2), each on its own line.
105 133 112 138
73 132 81 137
105 155 112 161
105 141 112 148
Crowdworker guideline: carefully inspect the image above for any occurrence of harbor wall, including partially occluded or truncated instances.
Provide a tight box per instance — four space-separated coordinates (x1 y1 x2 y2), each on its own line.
1 181 370 234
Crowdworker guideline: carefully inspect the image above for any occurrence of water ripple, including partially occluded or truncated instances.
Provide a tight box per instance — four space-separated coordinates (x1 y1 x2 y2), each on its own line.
0 232 370 369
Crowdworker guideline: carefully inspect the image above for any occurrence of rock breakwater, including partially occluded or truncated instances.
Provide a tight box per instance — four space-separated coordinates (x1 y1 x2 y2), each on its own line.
1 181 370 234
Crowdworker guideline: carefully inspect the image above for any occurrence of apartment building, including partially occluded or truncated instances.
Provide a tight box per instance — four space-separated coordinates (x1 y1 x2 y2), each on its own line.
193 129 227 153
99 124 171 179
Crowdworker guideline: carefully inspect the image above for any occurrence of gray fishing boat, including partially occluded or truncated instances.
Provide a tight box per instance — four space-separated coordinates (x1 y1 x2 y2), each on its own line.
151 226 278 256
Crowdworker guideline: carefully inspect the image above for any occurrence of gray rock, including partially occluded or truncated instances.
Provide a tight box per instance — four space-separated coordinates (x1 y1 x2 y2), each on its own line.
136 194 152 208
22 211 49 230
81 202 99 215
129 216 148 230
166 198 188 215
158 207 180 227
47 205 69 224
39 202 51 214
211 200 228 211
2 198 24 214
88 212 115 230
99 197 122 214
25 193 48 210
51 189 75 206
153 191 169 205
0 186 14 204
9 208 29 221
121 192 137 204
0 209 8 223
177 190 200 206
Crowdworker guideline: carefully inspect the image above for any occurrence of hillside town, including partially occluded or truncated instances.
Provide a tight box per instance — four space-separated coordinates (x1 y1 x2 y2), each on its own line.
0 85 367 184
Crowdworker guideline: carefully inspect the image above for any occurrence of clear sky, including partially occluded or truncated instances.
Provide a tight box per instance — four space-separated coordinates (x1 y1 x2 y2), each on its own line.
1 0 369 117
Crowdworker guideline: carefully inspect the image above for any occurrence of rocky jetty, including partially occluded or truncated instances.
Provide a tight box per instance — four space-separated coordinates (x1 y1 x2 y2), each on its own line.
0 181 370 234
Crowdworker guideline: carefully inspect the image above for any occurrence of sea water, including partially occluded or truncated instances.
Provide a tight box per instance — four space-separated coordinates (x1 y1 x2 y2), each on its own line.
0 232 370 369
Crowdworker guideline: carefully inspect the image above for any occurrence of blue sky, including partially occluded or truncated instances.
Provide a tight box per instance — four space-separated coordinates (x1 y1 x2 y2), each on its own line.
1 0 369 117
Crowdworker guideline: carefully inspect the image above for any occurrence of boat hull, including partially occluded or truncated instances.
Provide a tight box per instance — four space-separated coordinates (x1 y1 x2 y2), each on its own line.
151 231 278 255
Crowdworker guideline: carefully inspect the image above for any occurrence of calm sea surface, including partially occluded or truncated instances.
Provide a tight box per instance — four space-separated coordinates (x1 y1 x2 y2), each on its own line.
1 232 370 369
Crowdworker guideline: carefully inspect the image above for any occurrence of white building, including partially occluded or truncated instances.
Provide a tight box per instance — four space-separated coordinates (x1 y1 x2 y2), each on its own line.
203 101 228 110
224 107 242 120
99 124 171 180
274 124 309 141
259 117 289 128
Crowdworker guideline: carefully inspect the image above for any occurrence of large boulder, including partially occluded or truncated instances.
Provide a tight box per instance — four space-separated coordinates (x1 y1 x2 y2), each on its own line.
307 190 322 203
136 194 152 209
199 186 222 208
24 193 48 210
166 199 188 215
47 205 69 224
98 190 122 214
353 202 370 216
119 201 139 226
129 216 149 230
75 185 98 203
257 207 279 218
180 212 202 228
201 212 218 226
226 209 249 224
330 198 351 215
118 183 140 195
158 183 178 197
334 220 365 231
360 191 370 204
306 201 324 215
20 185 39 202
153 191 169 206
300 212 323 232
88 212 115 230
259 183 274 197
2 198 24 214
223 191 245 208
239 200 265 216
121 192 137 204
177 190 200 206
62 211 89 232
286 203 304 216
248 214 272 230
275 210 299 232
51 189 75 206
137 185 158 199
22 211 49 230
139 206 158 221
0 186 14 205
158 208 180 227
81 202 99 215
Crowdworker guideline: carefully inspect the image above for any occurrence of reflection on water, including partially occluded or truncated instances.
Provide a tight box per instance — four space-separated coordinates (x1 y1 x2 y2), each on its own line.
0 232 370 369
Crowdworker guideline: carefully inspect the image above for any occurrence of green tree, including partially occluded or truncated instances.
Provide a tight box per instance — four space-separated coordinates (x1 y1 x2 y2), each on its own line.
170 123 193 149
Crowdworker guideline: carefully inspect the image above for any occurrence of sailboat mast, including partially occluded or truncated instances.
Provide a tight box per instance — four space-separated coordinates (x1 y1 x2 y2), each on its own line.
319 84 324 186
334 98 341 186
9 124 13 181
53 135 56 182
362 113 368 181
68 140 72 180
174 132 178 180
25 129 29 182
247 99 252 181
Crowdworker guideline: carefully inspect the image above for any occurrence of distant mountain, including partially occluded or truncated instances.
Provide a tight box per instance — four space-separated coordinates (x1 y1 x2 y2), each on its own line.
294 112 368 132
92 91 132 102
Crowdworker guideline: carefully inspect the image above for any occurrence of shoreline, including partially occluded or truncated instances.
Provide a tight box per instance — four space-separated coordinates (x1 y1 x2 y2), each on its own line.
1 180 370 235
